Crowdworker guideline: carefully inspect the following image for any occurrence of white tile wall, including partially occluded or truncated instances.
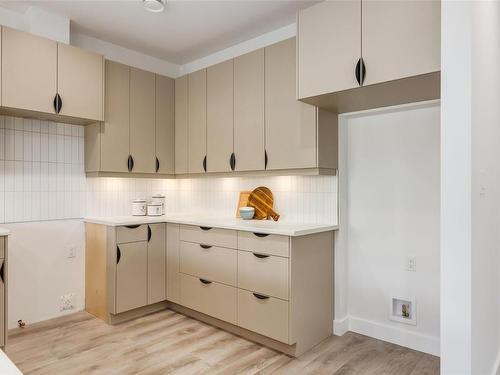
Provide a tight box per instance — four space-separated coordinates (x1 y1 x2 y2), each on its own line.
0 116 86 223
0 116 338 225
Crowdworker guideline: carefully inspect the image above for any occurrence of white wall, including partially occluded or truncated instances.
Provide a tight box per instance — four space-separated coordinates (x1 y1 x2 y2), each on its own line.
338 102 440 356
441 1 500 374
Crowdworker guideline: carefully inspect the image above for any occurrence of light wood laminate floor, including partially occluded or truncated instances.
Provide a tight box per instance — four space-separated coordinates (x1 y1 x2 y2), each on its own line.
5 310 439 375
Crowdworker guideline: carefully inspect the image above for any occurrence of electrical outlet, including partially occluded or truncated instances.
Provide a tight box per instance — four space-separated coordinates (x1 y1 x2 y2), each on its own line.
67 247 76 259
406 256 417 272
60 293 75 311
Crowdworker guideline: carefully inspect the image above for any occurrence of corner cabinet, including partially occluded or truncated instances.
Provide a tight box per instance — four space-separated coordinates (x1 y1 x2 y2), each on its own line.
85 223 167 324
1 26 103 123
0 235 8 350
85 60 175 177
297 0 440 113
175 37 338 176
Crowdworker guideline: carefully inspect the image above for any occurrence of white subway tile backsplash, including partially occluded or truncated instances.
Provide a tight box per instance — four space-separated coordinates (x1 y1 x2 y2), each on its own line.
0 115 338 225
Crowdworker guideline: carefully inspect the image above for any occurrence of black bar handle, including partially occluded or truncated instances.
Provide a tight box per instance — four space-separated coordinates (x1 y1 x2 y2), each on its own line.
230 153 236 171
127 155 134 172
199 278 212 285
147 225 151 242
155 157 160 173
264 150 268 169
253 293 270 300
253 232 270 238
200 226 212 231
53 93 62 114
203 155 207 172
200 244 212 249
253 252 270 259
116 246 121 264
355 58 366 86
0 261 4 284
125 225 140 229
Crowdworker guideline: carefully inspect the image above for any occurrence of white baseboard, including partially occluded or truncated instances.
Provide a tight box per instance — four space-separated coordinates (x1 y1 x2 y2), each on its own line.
348 316 440 356
333 316 349 336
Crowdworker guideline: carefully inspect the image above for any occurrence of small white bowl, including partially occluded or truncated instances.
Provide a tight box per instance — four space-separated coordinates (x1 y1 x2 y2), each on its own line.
239 206 255 220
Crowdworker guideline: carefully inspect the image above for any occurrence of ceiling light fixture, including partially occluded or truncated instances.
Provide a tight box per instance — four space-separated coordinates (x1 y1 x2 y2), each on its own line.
143 0 165 13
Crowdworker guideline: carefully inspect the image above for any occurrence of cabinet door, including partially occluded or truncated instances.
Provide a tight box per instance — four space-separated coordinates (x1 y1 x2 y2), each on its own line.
147 224 166 304
2 27 57 114
116 242 147 313
166 223 181 304
265 38 317 170
57 43 104 121
175 76 189 174
234 49 265 172
0 258 4 348
362 0 440 86
155 75 175 174
188 69 207 174
130 68 156 173
207 60 233 173
101 61 130 173
297 0 361 99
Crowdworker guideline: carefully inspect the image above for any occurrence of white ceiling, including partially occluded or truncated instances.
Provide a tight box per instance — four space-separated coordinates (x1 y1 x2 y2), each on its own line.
6 0 319 64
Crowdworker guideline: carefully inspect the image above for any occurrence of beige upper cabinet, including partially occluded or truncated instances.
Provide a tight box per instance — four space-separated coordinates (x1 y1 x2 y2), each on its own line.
1 27 57 114
362 0 440 86
57 43 104 121
130 68 156 174
100 60 130 173
155 75 175 174
207 60 234 173
175 76 189 174
297 0 361 99
265 38 317 170
188 69 207 174
234 49 265 172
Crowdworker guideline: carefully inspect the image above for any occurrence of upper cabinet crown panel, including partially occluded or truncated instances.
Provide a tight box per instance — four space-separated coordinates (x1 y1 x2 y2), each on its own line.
1 27 104 122
297 0 440 112
2 27 57 114
57 43 104 121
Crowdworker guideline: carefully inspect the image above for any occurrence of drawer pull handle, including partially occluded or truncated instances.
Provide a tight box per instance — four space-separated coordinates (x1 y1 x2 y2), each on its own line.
199 278 212 285
253 232 269 238
0 261 4 284
253 252 269 259
116 246 121 264
253 293 270 300
200 244 212 249
200 226 212 231
147 225 151 242
125 225 140 229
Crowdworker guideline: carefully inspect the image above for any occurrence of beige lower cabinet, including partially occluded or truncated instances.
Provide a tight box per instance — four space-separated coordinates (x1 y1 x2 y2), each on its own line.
147 224 166 304
85 223 167 324
86 221 333 356
0 236 8 349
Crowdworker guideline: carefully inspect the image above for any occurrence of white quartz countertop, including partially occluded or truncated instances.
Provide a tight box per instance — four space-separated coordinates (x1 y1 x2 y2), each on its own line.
0 228 10 236
84 213 338 237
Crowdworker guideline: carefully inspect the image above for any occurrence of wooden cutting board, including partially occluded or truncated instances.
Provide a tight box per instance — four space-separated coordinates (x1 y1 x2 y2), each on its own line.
247 186 280 221
235 191 251 218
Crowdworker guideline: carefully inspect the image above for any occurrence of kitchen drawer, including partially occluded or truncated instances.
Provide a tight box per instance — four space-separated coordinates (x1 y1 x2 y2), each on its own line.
238 250 289 300
180 273 237 324
180 241 237 286
0 239 5 259
116 225 148 244
237 289 289 343
237 231 289 257
180 225 237 249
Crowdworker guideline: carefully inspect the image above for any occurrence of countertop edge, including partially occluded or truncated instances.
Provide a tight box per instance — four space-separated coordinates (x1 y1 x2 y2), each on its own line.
83 216 338 237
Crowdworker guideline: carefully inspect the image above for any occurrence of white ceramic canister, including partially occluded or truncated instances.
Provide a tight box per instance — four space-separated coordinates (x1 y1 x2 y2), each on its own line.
151 194 165 214
147 203 163 216
132 199 147 216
